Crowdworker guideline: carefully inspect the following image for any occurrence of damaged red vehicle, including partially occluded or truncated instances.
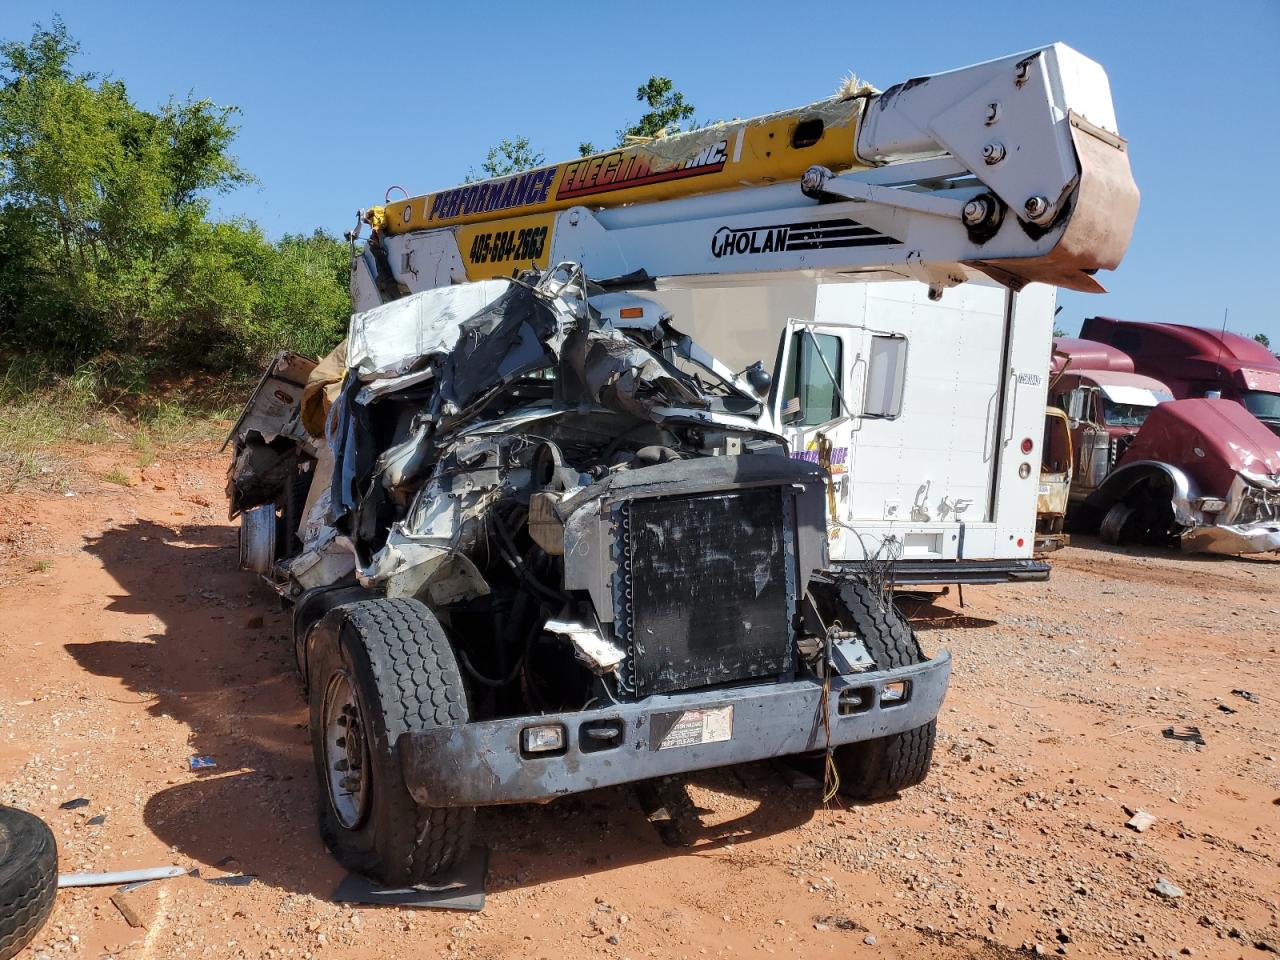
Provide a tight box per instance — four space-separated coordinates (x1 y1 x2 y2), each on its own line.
1080 316 1280 437
1051 338 1280 554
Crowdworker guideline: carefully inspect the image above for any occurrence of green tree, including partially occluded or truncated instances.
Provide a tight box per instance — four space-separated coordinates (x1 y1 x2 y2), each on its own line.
469 76 694 174
467 135 544 181
617 76 695 144
0 18 350 379
1255 332 1271 349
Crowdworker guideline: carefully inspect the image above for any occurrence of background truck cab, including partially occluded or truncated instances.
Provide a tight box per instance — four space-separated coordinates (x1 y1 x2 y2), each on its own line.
1080 317 1280 436
1051 338 1280 554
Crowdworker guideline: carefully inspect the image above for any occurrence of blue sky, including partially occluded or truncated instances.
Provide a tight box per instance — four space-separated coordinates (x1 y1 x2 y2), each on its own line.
3 0 1278 343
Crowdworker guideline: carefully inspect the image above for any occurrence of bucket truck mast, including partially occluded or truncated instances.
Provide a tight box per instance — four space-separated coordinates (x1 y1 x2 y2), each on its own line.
351 43 1137 307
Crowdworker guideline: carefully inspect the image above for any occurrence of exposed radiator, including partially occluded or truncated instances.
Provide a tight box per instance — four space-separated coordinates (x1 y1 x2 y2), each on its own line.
613 487 796 697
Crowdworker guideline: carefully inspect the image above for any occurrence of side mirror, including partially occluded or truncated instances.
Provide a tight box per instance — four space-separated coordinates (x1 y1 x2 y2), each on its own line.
744 360 772 397
1067 387 1087 422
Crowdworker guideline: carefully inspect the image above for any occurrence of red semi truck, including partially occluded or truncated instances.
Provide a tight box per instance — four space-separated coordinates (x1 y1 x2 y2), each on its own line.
1050 338 1280 554
1080 317 1280 436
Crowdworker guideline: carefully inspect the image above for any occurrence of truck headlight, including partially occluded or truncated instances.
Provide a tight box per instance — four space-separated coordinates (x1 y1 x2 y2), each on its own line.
881 680 910 704
521 724 566 755
1193 497 1227 513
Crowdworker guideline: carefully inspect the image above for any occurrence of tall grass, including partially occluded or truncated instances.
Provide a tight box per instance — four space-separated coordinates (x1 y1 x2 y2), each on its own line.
0 355 244 491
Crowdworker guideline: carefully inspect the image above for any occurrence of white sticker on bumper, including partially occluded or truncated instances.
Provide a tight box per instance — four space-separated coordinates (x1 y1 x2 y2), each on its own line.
657 705 734 750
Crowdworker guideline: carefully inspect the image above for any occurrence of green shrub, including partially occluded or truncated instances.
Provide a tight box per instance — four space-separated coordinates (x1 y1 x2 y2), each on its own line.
0 18 351 385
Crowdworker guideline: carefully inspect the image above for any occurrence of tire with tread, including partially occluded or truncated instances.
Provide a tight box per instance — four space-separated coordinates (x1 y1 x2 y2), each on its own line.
309 598 473 885
0 805 57 960
830 579 936 801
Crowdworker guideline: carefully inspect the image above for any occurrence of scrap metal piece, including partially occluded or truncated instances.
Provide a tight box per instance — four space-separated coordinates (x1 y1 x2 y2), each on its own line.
332 846 487 911
58 866 188 888
205 874 256 887
1161 725 1205 746
544 618 625 673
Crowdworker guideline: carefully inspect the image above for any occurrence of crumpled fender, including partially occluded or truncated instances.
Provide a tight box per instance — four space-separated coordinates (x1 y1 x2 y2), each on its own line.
1084 459 1199 527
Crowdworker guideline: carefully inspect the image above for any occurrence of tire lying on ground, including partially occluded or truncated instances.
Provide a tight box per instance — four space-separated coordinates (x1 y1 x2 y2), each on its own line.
0 805 57 960
308 598 474 886
829 579 937 801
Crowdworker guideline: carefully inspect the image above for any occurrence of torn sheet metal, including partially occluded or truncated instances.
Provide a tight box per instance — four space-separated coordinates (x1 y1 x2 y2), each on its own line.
223 351 316 451
281 529 356 592
227 441 296 516
440 282 564 413
563 326 704 421
347 280 510 383
544 618 625 673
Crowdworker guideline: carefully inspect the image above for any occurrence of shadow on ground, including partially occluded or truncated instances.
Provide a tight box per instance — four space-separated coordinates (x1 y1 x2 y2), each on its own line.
896 594 997 631
69 519 825 899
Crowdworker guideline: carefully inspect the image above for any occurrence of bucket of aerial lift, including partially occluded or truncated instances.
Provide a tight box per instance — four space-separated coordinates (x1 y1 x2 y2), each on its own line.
971 112 1139 294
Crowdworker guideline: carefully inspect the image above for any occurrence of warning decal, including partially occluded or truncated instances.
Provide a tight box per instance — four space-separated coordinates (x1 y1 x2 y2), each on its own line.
653 705 734 751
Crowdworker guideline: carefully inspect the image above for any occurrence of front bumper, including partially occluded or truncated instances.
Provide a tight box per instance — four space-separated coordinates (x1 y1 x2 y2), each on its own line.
1182 521 1280 555
398 652 951 807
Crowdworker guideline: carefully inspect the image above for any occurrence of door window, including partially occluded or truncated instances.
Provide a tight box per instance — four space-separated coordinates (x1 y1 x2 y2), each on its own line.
781 331 842 425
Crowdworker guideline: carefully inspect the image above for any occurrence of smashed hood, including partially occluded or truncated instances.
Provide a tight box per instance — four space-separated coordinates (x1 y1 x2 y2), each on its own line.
346 279 511 383
349 268 750 426
561 325 705 421
1121 398 1280 491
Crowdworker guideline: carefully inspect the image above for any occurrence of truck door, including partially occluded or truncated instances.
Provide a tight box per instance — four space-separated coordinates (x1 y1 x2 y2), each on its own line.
772 281 1025 563
773 322 859 537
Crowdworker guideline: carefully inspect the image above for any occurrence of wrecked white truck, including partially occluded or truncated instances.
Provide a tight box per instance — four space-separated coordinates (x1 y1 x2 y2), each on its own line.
227 265 947 884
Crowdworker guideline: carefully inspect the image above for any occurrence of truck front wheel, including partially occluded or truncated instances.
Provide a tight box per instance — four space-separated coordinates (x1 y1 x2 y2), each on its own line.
308 598 474 884
830 579 937 801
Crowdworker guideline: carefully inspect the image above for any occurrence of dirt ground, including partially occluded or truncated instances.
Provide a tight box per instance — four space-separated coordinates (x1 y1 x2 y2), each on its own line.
2 443 1277 960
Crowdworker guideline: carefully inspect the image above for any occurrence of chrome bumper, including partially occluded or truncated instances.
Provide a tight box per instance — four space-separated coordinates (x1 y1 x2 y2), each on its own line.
1182 521 1280 555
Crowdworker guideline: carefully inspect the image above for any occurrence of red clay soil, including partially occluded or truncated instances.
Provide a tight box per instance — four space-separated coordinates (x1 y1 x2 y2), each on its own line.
1 444 1277 960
